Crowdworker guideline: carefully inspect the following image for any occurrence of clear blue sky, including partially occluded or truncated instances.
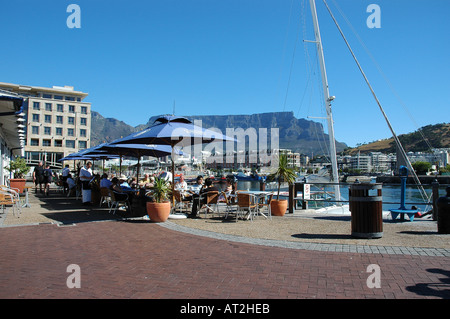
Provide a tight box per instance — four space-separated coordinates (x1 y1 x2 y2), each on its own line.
1 0 449 147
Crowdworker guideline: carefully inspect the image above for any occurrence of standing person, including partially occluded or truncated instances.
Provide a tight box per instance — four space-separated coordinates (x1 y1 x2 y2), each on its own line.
79 161 93 205
61 164 71 193
32 161 45 194
43 164 53 196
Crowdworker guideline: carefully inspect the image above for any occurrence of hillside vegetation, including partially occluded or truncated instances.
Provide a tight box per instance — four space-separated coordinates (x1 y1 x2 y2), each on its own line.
344 123 450 155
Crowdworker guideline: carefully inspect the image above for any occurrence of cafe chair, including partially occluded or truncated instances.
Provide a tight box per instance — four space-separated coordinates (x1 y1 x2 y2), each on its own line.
222 191 238 219
99 187 112 208
258 193 273 220
173 190 191 213
109 190 131 216
236 192 258 221
198 191 220 218
0 188 21 217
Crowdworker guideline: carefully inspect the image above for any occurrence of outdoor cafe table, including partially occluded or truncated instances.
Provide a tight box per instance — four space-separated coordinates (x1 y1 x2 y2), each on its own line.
236 190 273 219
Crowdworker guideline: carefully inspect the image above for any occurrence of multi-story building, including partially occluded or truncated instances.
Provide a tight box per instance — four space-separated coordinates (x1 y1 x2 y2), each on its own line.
0 82 91 167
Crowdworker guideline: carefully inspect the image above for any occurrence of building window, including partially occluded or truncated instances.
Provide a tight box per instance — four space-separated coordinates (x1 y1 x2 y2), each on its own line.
57 104 64 112
81 106 87 114
66 140 75 148
65 96 75 101
44 127 51 135
42 94 52 99
44 114 52 123
32 102 40 110
42 139 51 147
78 141 87 149
31 126 39 134
32 114 40 122
56 116 63 124
69 105 75 113
80 129 86 137
67 128 74 136
54 95 63 100
56 127 63 136
54 140 63 147
80 117 87 126
68 117 75 125
30 139 39 146
45 103 52 111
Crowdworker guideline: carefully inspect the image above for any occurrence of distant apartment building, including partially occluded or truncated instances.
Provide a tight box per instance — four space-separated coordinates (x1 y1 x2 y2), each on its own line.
0 82 91 167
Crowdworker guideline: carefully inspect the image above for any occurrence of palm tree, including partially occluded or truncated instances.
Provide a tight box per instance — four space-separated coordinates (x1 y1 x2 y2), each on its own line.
271 153 297 200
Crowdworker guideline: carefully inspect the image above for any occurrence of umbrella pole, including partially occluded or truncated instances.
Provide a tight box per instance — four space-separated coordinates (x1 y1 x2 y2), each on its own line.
171 144 175 208
120 155 122 175
137 156 140 186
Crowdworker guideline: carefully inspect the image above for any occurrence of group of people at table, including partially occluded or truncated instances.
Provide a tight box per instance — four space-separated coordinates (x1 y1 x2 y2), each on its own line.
66 161 236 217
173 174 235 218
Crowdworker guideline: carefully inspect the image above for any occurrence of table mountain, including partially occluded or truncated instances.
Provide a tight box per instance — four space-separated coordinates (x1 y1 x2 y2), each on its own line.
91 111 347 155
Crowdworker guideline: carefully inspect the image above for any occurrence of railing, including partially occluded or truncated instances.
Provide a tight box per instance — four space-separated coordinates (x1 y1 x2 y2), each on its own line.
261 180 448 217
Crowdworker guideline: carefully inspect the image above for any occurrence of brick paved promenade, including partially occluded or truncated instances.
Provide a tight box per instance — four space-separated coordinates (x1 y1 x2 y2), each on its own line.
0 190 449 300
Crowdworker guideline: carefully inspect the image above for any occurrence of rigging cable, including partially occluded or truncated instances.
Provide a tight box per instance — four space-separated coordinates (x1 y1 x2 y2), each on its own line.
330 0 435 152
322 0 429 205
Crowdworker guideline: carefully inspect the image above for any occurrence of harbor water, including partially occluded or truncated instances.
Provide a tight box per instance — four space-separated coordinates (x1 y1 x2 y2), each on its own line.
229 180 447 213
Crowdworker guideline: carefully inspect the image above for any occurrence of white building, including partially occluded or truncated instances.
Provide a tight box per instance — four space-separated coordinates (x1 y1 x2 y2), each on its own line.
0 82 91 168
0 91 25 185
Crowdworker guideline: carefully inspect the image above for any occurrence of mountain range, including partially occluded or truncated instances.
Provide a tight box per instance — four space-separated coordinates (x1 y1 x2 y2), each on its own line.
90 110 449 156
90 111 347 156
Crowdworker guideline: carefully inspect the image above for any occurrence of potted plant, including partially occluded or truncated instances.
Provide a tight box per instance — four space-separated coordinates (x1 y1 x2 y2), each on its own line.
269 153 297 216
5 157 30 194
146 177 171 222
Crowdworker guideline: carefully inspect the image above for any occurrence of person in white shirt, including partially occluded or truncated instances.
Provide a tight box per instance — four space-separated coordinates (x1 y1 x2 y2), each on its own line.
175 174 188 193
79 161 93 204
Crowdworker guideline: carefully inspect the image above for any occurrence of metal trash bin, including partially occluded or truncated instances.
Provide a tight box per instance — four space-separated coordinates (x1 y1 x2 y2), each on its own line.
437 186 450 234
349 183 383 239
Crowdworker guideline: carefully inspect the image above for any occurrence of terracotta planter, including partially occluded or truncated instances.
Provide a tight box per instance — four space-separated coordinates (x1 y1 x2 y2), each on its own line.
270 199 288 216
146 201 171 222
9 178 26 194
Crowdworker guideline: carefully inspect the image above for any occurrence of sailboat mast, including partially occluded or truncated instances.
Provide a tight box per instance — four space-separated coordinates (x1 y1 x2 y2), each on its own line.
309 0 341 201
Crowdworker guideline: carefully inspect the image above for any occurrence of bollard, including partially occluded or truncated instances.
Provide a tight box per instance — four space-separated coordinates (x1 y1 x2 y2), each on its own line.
432 179 440 221
437 186 450 234
349 183 383 239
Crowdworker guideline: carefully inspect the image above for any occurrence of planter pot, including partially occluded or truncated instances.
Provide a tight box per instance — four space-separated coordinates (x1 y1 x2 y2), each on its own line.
146 201 171 222
270 199 288 216
9 178 26 194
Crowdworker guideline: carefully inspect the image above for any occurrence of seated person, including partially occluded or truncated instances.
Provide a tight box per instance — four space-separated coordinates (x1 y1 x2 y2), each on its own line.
188 175 204 195
110 177 130 202
175 174 188 195
119 175 133 191
100 173 112 189
139 174 151 188
66 174 77 196
189 177 219 218
129 177 138 189
219 179 234 202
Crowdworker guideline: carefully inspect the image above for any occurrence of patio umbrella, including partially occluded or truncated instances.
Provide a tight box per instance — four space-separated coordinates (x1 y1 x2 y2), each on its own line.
109 115 238 205
97 143 183 182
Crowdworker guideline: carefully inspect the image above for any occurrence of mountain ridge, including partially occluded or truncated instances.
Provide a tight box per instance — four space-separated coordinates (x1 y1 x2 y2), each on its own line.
90 111 347 155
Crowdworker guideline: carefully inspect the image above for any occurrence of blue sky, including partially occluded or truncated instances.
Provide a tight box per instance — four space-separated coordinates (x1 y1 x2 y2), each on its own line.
1 0 449 148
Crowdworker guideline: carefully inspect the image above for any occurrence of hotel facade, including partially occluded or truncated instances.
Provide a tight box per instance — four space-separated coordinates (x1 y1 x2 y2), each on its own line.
0 82 91 167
